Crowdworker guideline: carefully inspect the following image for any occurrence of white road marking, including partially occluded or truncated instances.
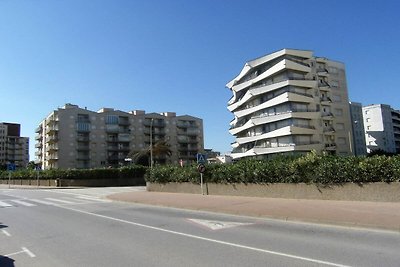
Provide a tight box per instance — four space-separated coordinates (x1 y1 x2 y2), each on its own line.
76 195 111 202
30 199 59 205
10 199 36 207
45 198 75 204
5 247 36 258
2 229 11 236
0 200 13 207
188 218 253 230
57 205 350 267
22 247 36 257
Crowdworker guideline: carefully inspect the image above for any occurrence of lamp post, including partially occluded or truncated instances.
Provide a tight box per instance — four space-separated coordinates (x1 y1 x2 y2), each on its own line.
150 118 154 169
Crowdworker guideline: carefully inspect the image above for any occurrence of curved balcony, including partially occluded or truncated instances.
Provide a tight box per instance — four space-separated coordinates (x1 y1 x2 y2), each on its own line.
231 142 322 159
228 80 317 112
226 49 313 89
230 110 319 135
233 92 314 119
236 125 316 146
231 59 311 93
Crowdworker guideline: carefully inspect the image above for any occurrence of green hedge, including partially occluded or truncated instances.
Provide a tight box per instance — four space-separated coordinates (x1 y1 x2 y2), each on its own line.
145 153 400 184
0 165 147 180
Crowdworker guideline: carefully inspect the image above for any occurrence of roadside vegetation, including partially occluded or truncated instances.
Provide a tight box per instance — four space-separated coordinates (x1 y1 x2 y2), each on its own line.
2 152 400 185
146 152 400 184
0 165 147 181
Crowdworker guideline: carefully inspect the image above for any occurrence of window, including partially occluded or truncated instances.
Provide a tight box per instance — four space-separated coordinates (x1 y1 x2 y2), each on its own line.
332 94 342 102
366 118 371 122
336 123 345 130
334 108 343 116
338 137 346 145
367 126 371 130
106 115 118 124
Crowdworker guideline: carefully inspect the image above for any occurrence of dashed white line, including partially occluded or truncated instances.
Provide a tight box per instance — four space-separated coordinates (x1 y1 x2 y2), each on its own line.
0 200 13 207
45 198 75 204
10 199 37 207
1 229 11 236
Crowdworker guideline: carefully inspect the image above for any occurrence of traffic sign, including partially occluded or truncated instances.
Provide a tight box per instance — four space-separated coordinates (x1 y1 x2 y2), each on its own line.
6 163 16 171
196 153 206 164
197 163 206 173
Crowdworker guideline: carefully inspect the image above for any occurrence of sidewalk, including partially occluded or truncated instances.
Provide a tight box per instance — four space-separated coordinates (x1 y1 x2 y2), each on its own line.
108 191 400 232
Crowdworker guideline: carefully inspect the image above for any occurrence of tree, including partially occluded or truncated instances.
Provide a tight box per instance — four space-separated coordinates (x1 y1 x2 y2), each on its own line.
127 140 172 166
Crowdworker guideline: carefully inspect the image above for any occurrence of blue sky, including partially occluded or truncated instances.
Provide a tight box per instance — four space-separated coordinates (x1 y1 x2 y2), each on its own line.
1 0 399 159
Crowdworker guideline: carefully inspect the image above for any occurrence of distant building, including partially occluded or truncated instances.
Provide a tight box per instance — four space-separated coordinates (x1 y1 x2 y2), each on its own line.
0 122 29 168
207 154 233 164
35 104 204 169
226 49 353 159
362 104 400 154
349 102 367 156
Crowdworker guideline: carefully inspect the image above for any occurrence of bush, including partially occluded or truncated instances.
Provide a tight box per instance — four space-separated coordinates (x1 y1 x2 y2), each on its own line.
145 153 400 185
0 165 147 181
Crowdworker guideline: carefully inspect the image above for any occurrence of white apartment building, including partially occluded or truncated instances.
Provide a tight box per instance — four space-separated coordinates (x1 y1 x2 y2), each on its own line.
362 104 400 153
35 104 204 169
226 49 353 159
0 123 29 168
349 102 367 156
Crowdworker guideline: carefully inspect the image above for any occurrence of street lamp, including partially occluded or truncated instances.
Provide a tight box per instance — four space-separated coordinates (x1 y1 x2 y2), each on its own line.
150 118 154 169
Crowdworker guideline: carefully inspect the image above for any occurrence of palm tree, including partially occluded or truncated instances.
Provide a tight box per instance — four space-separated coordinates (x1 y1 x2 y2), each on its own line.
127 140 172 166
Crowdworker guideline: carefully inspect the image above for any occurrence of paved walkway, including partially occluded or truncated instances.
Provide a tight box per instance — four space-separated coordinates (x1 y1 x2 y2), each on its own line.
108 191 400 232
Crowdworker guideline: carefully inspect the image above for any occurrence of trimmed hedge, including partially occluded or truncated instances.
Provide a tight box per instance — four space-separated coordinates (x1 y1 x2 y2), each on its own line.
0 165 147 180
145 153 400 184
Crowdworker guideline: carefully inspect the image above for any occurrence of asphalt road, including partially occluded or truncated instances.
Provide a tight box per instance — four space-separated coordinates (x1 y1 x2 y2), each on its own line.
1 187 399 267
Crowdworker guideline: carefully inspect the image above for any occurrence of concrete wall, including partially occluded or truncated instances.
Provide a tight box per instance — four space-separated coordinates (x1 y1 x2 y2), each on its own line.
147 182 400 202
0 177 145 187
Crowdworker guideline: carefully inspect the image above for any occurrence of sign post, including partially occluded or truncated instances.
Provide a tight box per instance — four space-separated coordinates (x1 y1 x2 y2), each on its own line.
6 163 16 188
196 153 207 195
197 163 206 195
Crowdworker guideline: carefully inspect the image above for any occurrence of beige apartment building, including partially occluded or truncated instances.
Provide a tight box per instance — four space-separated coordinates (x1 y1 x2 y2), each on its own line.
0 123 29 168
226 49 353 159
35 104 204 169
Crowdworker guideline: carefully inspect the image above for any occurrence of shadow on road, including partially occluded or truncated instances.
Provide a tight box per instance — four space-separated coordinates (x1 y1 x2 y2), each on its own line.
0 256 15 267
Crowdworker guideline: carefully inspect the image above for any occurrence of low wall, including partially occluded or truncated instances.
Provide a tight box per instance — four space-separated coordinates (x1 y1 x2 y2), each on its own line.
146 182 400 202
0 177 145 187
0 179 56 186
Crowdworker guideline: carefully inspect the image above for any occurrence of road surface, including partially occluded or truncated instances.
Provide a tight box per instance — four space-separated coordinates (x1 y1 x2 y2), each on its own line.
1 187 399 266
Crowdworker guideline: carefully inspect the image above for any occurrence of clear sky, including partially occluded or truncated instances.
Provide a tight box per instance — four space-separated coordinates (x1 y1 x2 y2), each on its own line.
1 0 399 160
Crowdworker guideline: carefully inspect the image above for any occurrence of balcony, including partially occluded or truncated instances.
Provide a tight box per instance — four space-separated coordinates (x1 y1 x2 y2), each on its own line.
77 154 90 160
320 96 332 104
77 136 90 142
35 143 43 148
325 143 336 150
35 126 42 133
46 126 59 134
47 135 59 143
48 145 58 151
47 154 59 161
77 145 90 151
323 126 335 134
105 124 120 133
35 134 42 140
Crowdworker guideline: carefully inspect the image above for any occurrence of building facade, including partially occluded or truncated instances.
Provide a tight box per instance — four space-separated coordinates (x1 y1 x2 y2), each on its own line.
362 104 400 154
0 123 29 168
226 49 353 159
349 102 367 156
35 104 204 169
